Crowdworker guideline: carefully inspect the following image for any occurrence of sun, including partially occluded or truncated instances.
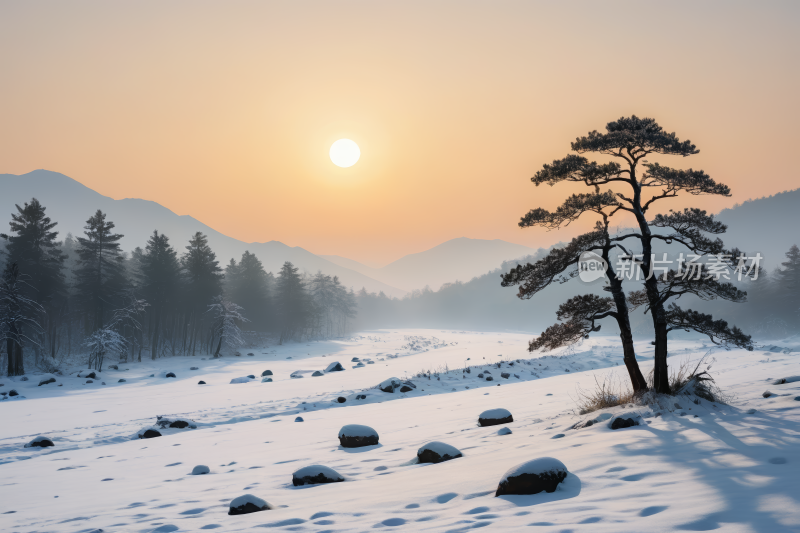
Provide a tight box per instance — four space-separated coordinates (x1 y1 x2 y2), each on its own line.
329 139 360 168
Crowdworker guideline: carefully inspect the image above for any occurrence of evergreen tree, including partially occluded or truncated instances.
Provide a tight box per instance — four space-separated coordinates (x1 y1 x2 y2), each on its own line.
772 244 800 328
226 251 271 329
181 232 223 355
0 263 43 376
276 261 309 343
0 198 66 306
140 231 182 359
506 116 752 393
74 210 126 331
1 198 67 360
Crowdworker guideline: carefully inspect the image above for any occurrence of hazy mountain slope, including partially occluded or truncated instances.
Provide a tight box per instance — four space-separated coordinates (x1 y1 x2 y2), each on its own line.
717 188 800 269
335 237 544 292
0 170 406 297
319 254 382 280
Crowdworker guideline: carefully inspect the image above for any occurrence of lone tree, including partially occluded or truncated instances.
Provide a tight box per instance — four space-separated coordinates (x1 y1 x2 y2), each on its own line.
505 116 754 393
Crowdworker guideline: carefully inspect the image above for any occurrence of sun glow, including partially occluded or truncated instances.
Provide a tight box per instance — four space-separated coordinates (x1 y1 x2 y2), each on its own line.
329 139 360 168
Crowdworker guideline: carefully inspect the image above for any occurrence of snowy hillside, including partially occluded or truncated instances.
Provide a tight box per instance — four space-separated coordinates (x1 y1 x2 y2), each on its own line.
2 330 799 532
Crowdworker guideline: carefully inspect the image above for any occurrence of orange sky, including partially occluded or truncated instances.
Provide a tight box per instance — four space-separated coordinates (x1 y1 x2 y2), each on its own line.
1 1 798 266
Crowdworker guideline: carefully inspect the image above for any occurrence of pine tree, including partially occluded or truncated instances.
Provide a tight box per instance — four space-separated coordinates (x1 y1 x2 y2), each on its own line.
1 198 67 360
181 232 223 355
140 231 182 359
276 261 309 343
74 210 126 332
0 263 43 376
225 251 271 329
772 244 800 328
507 116 752 393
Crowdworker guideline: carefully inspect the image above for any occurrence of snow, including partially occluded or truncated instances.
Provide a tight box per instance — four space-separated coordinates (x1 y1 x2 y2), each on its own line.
2 329 800 531
339 423 378 438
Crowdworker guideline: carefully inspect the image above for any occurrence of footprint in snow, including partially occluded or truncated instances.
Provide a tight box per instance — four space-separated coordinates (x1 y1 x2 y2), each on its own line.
435 493 459 504
377 518 406 527
640 506 668 517
465 506 490 514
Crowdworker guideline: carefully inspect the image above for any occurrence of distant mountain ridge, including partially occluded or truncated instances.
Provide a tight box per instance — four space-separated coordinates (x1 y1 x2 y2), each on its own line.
0 170 407 297
326 238 544 292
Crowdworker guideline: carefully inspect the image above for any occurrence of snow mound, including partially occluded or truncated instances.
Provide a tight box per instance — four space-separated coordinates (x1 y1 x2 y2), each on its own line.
292 465 345 486
773 376 800 385
191 465 210 475
228 494 271 515
496 457 568 496
339 424 379 448
325 362 344 372
478 408 513 427
608 411 642 430
417 441 462 464
24 436 54 448
155 416 197 429
379 377 402 393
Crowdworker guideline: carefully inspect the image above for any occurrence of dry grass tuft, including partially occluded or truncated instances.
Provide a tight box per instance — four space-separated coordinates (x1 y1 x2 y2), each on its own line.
574 373 635 415
575 350 732 414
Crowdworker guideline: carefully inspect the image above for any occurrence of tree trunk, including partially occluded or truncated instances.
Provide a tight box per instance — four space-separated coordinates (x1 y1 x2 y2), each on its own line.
213 335 222 358
604 246 648 393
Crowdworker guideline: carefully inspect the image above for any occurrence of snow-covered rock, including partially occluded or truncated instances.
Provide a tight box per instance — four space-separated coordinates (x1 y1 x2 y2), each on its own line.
261 377 272 383
325 362 344 372
417 441 462 464
261 370 273 377
290 371 304 379
198 380 206 385
164 372 176 378
379 377 402 393
24 436 54 448
292 465 345 486
495 457 568 496
497 427 512 436
228 494 271 515
312 371 324 377
155 417 197 429
230 376 254 384
608 411 642 430
478 408 513 427
191 465 210 475
137 428 162 439
295 417 304 422
337 396 346 403
38 377 56 386
339 424 379 448
773 376 800 385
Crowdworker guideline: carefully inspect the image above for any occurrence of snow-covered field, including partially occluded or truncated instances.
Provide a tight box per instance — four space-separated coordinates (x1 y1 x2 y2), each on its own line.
2 329 800 532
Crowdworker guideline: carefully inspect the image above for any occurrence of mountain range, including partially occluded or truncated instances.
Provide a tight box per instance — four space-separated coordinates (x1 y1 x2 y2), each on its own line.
0 170 547 296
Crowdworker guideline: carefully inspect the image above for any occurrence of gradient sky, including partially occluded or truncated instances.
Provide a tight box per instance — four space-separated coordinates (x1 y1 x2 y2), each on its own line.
1 1 798 266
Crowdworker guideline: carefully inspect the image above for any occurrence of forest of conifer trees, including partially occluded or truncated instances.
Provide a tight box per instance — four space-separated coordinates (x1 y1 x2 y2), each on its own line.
0 199 357 375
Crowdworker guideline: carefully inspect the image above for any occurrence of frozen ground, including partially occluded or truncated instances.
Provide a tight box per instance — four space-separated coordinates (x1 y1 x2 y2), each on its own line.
1 329 800 532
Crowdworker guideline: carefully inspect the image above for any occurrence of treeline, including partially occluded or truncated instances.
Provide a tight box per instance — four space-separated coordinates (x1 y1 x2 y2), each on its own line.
0 199 357 375
352 244 800 339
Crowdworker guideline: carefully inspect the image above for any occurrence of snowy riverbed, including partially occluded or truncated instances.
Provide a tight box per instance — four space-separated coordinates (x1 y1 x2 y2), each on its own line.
1 329 800 532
